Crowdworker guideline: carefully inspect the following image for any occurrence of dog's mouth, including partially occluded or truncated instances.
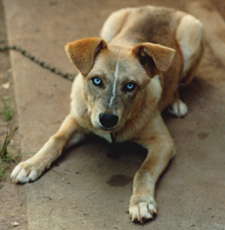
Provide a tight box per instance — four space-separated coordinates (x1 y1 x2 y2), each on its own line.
99 125 120 132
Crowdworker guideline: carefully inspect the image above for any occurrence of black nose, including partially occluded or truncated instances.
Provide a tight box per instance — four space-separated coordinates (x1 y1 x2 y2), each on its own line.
99 113 119 129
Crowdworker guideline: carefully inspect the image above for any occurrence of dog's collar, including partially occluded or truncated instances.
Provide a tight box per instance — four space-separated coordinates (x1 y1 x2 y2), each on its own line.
110 132 117 144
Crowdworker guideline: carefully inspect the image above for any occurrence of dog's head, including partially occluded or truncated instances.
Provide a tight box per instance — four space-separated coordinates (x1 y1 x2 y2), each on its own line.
65 37 175 132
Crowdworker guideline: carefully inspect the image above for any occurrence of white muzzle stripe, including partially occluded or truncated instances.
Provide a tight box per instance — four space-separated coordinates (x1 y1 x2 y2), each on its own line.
109 60 119 107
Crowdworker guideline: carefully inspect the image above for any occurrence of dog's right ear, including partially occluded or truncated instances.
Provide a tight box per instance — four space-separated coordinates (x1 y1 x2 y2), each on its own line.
65 37 107 75
133 43 175 77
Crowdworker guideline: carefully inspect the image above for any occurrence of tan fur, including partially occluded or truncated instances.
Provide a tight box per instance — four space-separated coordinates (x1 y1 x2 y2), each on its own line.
11 6 204 224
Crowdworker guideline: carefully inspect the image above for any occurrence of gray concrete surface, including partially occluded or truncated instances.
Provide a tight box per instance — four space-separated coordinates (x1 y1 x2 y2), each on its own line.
3 0 225 229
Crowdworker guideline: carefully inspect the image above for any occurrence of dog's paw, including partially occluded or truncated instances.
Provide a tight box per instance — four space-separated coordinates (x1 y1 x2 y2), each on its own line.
169 99 188 118
11 159 43 183
129 196 157 224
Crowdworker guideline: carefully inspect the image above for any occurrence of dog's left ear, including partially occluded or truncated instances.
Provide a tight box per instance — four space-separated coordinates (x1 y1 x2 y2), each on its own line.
133 43 175 77
65 37 107 75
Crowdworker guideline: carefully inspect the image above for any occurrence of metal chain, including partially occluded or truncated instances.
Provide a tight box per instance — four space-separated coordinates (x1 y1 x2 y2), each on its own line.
0 45 75 82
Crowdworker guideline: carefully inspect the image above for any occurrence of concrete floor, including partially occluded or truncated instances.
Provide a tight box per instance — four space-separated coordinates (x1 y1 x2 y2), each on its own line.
3 0 225 229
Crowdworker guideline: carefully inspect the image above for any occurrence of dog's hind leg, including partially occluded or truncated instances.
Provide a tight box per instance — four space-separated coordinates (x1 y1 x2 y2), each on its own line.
11 114 88 183
175 14 204 83
100 8 132 42
169 14 204 118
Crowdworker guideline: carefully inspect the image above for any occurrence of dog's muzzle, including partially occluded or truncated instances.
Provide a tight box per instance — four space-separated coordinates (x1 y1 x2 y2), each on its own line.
99 113 119 129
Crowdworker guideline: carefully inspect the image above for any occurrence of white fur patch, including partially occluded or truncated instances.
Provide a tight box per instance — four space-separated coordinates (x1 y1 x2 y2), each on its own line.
129 197 157 223
169 99 188 118
11 162 39 183
109 60 120 107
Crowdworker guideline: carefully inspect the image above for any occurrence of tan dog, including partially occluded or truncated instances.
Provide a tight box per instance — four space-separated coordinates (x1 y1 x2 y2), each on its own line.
11 6 204 224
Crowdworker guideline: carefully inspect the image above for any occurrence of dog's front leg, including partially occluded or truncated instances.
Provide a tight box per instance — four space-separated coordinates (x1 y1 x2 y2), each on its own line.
11 114 87 183
129 116 175 224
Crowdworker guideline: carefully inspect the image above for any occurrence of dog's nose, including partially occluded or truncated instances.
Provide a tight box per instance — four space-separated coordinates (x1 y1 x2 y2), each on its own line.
99 113 119 129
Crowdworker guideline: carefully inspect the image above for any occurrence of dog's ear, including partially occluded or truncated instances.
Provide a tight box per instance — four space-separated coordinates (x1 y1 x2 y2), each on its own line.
65 37 107 75
133 43 175 77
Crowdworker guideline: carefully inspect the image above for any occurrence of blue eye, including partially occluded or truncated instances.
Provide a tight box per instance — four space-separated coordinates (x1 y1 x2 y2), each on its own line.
124 82 136 92
92 77 102 86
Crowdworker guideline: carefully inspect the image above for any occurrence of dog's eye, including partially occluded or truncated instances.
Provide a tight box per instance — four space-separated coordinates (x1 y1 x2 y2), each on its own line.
123 82 136 92
92 77 102 87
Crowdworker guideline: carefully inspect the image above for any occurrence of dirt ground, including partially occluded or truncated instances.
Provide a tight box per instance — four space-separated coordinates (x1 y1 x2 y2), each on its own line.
0 0 225 229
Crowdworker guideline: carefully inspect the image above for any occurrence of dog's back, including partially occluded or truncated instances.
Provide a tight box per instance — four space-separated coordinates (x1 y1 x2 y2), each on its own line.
101 6 184 47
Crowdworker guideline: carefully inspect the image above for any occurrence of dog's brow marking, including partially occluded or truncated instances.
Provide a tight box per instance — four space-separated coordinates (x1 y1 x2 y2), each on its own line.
109 60 119 107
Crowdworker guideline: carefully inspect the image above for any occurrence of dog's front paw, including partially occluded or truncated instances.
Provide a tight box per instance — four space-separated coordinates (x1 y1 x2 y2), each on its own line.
129 196 157 224
11 159 44 183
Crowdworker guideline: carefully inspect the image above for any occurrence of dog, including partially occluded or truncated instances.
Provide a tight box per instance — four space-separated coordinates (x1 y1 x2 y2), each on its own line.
11 6 204 224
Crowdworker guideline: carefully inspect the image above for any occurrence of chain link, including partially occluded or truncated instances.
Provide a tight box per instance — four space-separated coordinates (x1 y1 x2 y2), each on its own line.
0 45 75 82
